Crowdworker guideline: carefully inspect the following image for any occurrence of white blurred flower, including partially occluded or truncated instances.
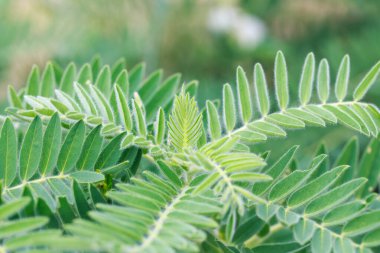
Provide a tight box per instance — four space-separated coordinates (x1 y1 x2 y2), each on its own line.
207 6 238 33
207 6 266 49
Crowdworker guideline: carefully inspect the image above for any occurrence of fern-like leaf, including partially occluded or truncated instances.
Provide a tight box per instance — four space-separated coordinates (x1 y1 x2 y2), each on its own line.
239 144 380 253
0 197 61 252
65 169 221 253
199 51 380 152
168 90 203 151
0 115 140 226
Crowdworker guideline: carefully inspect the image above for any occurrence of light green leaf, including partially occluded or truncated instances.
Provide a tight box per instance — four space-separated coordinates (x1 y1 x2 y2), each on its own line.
343 210 380 237
324 105 361 132
248 121 286 137
59 62 76 95
120 133 134 149
39 113 62 175
133 99 147 137
70 171 105 183
304 178 366 216
4 230 62 251
192 173 220 195
363 227 380 247
26 65 40 95
95 66 111 97
287 165 346 208
276 207 299 226
170 210 218 228
353 61 380 101
74 82 97 115
223 83 236 132
91 55 102 77
145 73 181 121
268 170 310 202
155 108 165 145
20 116 43 181
55 89 81 112
0 217 48 239
113 84 133 132
0 118 17 187
230 172 272 182
57 120 86 173
304 105 337 124
88 84 114 122
251 242 306 253
0 198 30 220
206 100 221 140
138 69 163 103
236 66 252 123
293 218 315 245
95 133 125 169
175 199 220 214
299 52 315 105
111 58 126 82
356 138 380 197
225 210 237 242
235 129 267 142
7 85 23 109
274 51 288 110
351 104 377 137
254 63 270 116
366 104 380 129
157 160 182 187
101 160 129 175
333 238 355 253
40 62 56 97
77 63 93 85
266 113 305 129
168 91 203 151
114 69 129 96
317 59 330 103
29 183 56 210
184 80 198 97
333 138 358 185
286 108 325 126
335 55 350 102
129 62 146 93
252 146 298 195
323 201 365 226
311 229 332 253
256 204 278 221
339 105 370 136
76 125 103 171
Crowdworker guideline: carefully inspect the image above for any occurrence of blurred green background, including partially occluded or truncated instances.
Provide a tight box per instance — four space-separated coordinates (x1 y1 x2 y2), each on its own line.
1 0 380 164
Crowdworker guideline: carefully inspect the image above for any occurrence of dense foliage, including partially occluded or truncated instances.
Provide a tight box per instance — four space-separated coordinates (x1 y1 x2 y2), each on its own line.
1 51 380 252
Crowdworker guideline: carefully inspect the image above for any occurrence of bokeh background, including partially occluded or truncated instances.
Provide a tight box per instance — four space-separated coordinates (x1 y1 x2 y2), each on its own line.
1 0 380 163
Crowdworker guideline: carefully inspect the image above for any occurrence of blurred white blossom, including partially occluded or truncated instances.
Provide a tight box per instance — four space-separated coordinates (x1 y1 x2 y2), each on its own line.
207 6 266 49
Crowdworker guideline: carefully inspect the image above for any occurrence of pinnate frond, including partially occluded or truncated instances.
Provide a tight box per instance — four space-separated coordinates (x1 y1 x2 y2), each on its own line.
200 51 380 151
235 142 380 253
0 115 140 227
0 197 61 252
168 90 203 151
66 168 221 253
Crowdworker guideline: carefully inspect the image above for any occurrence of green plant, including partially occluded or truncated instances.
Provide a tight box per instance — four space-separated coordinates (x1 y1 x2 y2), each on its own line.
1 51 380 252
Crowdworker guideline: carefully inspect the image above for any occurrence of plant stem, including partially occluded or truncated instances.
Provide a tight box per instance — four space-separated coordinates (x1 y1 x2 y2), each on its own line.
244 223 284 248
